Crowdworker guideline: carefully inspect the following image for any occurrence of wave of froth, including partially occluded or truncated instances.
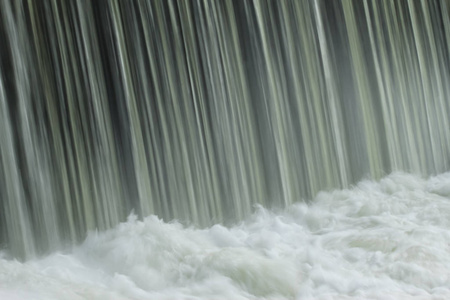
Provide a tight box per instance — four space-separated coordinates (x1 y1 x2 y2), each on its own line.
1 172 450 299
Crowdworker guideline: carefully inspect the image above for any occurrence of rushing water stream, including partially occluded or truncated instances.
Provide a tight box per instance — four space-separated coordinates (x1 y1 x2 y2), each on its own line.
1 0 450 298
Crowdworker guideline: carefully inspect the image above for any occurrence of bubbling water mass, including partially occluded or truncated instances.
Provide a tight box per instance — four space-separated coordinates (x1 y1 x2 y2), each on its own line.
1 172 450 299
0 0 450 292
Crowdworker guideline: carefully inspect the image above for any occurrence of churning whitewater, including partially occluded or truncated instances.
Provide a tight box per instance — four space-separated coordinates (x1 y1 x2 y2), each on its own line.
1 172 450 300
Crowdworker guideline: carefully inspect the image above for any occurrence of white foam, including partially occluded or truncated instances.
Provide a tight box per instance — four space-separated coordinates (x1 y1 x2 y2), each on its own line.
1 172 450 299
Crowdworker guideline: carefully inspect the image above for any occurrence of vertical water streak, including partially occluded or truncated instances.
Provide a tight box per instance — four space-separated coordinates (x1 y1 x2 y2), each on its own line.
0 72 36 259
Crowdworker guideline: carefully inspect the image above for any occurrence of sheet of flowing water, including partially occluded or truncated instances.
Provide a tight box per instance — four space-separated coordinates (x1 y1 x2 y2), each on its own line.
1 0 450 259
1 172 450 299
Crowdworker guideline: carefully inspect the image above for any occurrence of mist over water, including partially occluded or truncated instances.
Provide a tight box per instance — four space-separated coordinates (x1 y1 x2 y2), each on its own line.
1 0 450 298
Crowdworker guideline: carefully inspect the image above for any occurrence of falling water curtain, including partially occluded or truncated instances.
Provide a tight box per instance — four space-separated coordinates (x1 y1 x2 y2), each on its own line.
1 0 450 259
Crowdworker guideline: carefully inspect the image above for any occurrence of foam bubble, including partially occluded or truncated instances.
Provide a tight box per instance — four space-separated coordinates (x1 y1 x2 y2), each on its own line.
1 172 450 299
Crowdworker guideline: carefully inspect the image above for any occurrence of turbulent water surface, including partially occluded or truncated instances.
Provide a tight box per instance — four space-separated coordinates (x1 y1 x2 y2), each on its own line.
2 172 450 300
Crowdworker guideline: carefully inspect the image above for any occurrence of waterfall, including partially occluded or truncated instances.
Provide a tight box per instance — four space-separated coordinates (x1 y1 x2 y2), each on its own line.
1 0 449 259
